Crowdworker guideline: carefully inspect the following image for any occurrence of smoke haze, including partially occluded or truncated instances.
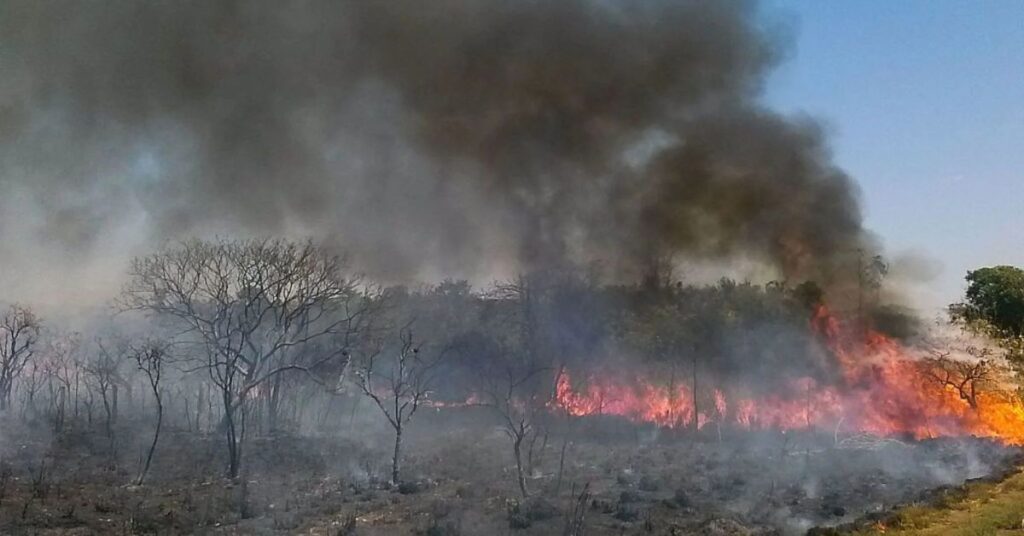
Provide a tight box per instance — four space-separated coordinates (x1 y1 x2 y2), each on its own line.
0 0 872 308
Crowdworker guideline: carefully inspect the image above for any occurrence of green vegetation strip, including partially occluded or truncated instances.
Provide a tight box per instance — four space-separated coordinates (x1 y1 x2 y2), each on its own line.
850 467 1024 535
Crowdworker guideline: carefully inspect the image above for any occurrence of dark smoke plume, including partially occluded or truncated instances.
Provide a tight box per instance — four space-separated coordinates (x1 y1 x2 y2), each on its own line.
0 0 871 304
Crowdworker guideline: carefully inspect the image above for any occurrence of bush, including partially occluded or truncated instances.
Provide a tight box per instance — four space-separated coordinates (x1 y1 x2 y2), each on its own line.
398 481 424 495
507 495 558 529
613 504 640 522
638 475 660 492
522 496 558 521
671 488 691 508
619 490 642 503
419 519 462 536
508 513 531 530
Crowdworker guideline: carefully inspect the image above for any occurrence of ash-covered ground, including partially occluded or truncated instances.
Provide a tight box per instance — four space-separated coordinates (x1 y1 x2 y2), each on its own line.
0 407 1016 536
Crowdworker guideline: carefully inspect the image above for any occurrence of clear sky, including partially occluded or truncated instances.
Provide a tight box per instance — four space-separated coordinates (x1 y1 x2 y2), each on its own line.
762 1 1024 312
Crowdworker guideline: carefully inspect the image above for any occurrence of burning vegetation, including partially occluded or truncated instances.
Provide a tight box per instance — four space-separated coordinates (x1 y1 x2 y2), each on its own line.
551 303 1024 445
0 243 1023 534
1 0 1022 534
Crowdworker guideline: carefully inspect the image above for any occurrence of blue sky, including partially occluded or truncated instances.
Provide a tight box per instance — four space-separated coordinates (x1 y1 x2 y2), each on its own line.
761 1 1024 311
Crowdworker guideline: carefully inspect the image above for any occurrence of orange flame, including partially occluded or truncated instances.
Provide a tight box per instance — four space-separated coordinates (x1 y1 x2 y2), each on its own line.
552 305 1024 444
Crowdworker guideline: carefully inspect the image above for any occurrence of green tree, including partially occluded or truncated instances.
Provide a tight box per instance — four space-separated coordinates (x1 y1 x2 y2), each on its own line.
950 266 1024 374
952 266 1024 338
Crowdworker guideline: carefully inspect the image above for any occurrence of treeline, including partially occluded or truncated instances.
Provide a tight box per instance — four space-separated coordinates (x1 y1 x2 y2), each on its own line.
0 238 880 492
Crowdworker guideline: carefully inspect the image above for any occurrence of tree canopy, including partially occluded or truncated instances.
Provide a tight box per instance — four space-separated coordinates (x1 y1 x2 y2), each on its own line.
953 266 1024 338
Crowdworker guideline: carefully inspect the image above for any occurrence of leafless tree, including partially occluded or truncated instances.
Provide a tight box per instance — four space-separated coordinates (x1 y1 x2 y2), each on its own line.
552 366 584 494
89 339 127 438
131 339 168 485
471 276 558 498
41 333 81 432
355 323 445 485
0 305 41 412
562 482 591 536
19 360 45 421
485 361 550 498
122 238 377 477
463 319 553 499
923 351 993 409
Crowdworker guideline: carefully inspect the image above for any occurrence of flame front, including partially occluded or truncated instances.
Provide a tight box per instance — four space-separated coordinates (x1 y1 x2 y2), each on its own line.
553 305 1024 444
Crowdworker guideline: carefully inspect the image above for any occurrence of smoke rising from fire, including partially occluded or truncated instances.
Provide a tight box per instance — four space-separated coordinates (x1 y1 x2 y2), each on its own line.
0 0 872 305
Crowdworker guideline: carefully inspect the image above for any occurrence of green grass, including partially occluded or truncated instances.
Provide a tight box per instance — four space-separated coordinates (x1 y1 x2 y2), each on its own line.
850 468 1024 535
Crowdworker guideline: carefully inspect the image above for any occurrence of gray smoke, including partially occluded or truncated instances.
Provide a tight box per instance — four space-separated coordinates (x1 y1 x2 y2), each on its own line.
0 0 871 305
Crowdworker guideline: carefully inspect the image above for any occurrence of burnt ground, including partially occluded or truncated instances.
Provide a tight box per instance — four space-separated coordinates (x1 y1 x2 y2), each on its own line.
0 408 1017 536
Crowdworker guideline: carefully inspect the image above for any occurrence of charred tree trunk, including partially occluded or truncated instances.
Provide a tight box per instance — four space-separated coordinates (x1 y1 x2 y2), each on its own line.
513 431 528 498
392 423 403 485
556 436 571 494
73 372 80 419
112 384 119 426
137 389 162 485
0 380 11 412
691 355 699 434
196 386 204 433
222 390 240 479
268 372 282 433
182 389 193 431
101 387 113 438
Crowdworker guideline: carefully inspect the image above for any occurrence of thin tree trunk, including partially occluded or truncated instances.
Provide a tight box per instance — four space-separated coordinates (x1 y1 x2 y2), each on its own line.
692 355 699 433
102 389 113 438
513 433 528 498
392 424 403 485
137 392 162 485
223 391 240 478
112 384 119 426
182 391 192 432
556 437 571 494
196 386 203 433
206 383 213 434
268 373 282 433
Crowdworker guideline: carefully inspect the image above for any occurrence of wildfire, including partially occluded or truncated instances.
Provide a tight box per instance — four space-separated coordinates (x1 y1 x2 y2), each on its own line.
552 305 1024 445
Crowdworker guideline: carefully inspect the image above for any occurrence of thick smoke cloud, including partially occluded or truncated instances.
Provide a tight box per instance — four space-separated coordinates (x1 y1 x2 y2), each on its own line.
0 0 870 306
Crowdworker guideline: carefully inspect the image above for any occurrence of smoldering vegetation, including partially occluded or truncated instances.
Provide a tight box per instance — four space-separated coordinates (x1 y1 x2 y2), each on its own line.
0 1 1003 534
0 239 1016 535
0 409 1014 536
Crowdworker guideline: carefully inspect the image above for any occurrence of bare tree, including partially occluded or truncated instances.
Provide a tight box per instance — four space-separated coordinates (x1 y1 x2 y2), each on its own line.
469 276 557 498
0 305 41 412
19 360 45 421
355 323 445 485
923 351 993 409
41 333 81 432
562 482 591 536
131 340 168 485
481 358 550 498
89 339 127 438
552 366 585 494
464 312 550 498
122 238 376 478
